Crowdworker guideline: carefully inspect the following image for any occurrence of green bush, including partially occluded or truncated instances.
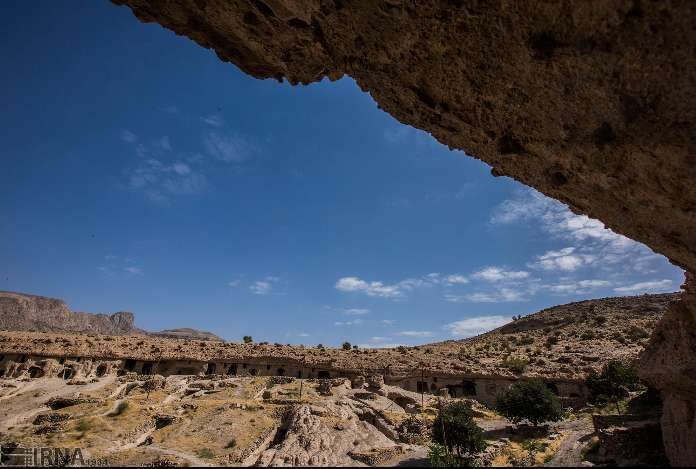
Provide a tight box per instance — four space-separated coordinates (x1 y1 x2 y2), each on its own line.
586 360 640 405
432 401 486 461
196 448 215 459
342 341 352 350
496 379 564 426
501 357 528 374
242 336 253 344
428 443 469 467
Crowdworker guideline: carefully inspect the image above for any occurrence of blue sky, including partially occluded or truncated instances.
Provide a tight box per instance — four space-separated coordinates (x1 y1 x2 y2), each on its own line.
0 1 683 346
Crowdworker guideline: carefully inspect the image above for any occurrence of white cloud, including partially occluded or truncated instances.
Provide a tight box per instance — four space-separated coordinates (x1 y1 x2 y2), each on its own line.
395 330 434 338
125 157 208 203
445 274 469 285
546 279 612 295
249 277 279 295
381 319 396 325
334 319 364 326
343 308 370 316
124 266 143 275
471 267 529 282
456 288 526 303
335 277 403 298
531 247 596 272
250 281 272 295
201 115 224 127
121 130 137 143
444 315 510 338
227 280 241 287
204 132 254 163
613 280 675 294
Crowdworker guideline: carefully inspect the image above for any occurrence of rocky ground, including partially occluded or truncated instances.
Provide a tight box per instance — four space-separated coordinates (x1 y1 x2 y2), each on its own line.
0 372 618 467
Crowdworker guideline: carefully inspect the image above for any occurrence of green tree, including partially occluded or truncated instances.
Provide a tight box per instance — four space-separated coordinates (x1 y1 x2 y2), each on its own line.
342 341 352 350
496 379 564 426
586 360 640 412
432 401 486 464
242 335 253 344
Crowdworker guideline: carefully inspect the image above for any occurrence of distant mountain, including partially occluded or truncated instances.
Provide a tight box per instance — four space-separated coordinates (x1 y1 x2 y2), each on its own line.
0 291 141 336
0 291 222 341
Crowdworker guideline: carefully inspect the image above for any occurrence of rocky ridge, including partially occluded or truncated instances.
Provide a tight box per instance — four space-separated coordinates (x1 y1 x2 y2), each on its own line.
0 293 676 381
0 291 222 343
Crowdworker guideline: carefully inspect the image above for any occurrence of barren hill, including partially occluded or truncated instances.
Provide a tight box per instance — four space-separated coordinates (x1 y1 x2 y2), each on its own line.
0 291 221 342
0 291 140 336
0 292 678 381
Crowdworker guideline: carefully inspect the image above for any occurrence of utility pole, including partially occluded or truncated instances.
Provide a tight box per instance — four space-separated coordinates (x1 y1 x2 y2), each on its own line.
299 379 303 402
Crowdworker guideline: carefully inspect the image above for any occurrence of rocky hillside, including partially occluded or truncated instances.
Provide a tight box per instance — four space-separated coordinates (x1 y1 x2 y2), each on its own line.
0 293 678 380
0 291 220 342
0 291 139 336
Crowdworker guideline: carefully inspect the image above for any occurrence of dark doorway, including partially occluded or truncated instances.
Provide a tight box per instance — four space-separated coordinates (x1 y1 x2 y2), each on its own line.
547 382 560 395
462 380 477 396
317 371 331 379
417 381 428 393
227 364 238 375
141 362 153 375
206 363 216 375
277 368 285 376
96 364 107 377
249 368 258 376
29 366 43 378
124 359 136 371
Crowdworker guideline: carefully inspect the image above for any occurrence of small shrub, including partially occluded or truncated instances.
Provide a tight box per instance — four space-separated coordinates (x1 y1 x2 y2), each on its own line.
242 336 253 344
196 448 215 459
75 419 92 432
225 439 236 449
432 401 486 461
594 315 608 326
496 379 564 426
501 357 528 374
342 342 352 351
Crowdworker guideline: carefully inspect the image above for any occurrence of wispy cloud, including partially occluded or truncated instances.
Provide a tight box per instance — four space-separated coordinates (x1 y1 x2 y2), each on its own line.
227 280 241 287
121 129 137 143
395 330 434 338
531 247 594 272
124 266 143 275
335 277 403 299
471 267 529 282
334 318 364 326
613 279 675 294
249 277 280 295
444 315 510 338
343 308 370 316
381 319 396 325
201 115 224 127
203 132 255 163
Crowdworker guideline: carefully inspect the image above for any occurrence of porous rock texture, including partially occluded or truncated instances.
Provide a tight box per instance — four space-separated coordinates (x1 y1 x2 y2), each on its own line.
111 1 696 464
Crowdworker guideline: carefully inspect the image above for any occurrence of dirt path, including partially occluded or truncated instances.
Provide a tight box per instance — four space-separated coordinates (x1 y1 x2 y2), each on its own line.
545 418 594 466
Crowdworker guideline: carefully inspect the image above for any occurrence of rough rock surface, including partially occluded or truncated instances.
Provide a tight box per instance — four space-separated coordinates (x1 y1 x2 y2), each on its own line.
109 2 696 464
0 291 138 336
639 275 696 467
259 403 399 466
